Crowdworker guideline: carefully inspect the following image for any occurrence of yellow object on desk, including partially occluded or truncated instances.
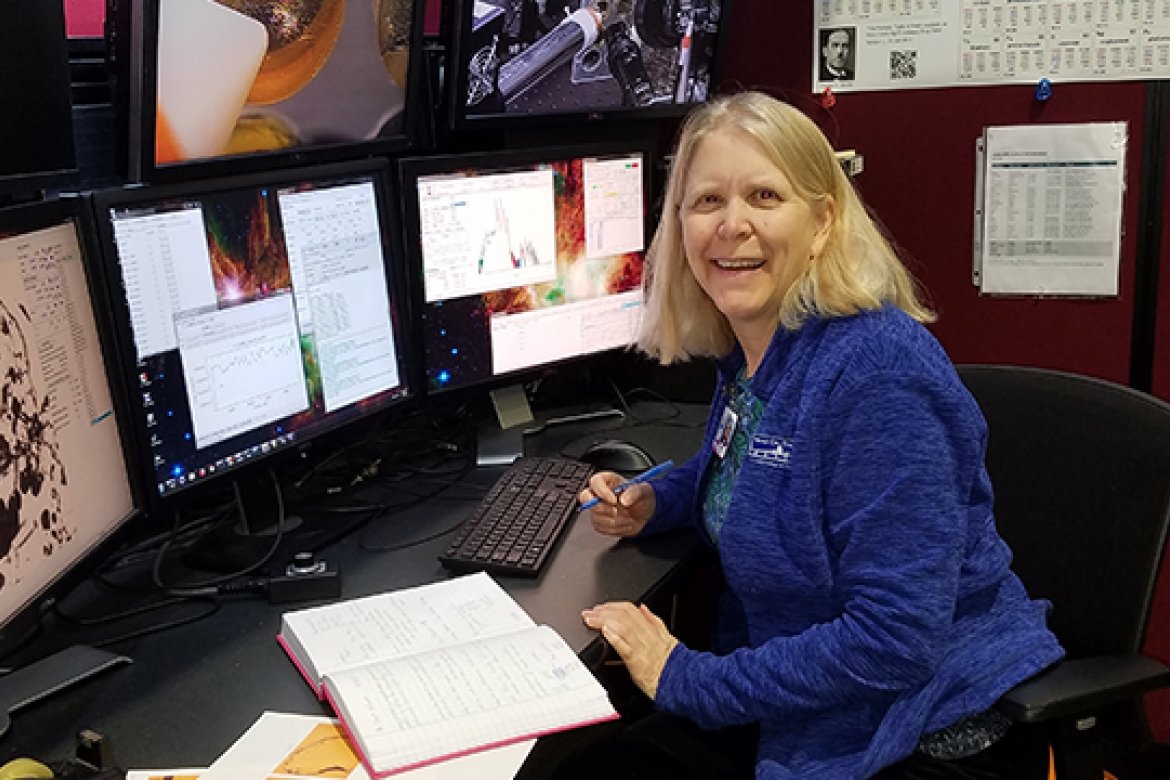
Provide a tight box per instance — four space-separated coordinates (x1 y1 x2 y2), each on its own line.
0 757 53 780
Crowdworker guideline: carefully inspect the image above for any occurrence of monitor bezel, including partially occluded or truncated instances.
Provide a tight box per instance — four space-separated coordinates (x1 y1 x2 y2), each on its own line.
0 196 144 653
121 0 430 183
88 158 419 504
443 0 735 133
397 138 656 400
0 0 79 199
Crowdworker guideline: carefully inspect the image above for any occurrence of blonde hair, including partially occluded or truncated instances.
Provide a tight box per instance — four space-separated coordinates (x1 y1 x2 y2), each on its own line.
638 91 934 364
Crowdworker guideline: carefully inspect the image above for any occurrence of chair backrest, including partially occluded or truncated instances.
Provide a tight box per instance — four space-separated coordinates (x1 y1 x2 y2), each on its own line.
957 364 1170 659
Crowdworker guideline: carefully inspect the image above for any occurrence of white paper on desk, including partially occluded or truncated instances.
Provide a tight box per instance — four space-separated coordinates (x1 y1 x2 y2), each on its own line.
199 711 533 780
978 122 1126 297
126 770 204 780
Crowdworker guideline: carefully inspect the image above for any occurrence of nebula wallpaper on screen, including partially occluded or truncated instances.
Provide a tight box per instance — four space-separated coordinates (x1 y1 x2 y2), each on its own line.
425 158 644 392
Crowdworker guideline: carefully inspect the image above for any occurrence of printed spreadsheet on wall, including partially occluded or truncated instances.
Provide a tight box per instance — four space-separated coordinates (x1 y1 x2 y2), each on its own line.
972 121 1127 297
814 0 1170 93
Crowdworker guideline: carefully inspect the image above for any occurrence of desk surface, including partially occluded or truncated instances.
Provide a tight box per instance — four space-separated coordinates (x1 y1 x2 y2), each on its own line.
1 402 708 772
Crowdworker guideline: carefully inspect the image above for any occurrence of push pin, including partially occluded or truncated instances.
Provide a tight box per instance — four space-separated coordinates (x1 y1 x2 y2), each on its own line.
820 86 837 109
1034 77 1053 102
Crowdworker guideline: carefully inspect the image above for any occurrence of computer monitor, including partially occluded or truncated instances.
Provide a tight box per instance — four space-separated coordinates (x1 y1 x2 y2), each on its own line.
0 197 139 720
398 141 653 462
0 0 78 200
446 0 732 130
90 160 415 531
109 0 426 181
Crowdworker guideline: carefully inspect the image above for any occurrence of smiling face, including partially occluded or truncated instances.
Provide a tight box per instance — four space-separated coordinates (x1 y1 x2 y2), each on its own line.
679 127 833 352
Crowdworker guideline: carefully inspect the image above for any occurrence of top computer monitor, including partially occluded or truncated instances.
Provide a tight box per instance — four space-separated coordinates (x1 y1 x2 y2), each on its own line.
111 0 426 181
0 0 78 198
399 140 652 398
0 197 138 650
90 159 415 501
447 0 732 129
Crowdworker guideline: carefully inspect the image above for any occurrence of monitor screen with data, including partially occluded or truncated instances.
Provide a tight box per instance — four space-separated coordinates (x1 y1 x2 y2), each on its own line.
0 199 137 644
400 142 652 395
92 161 414 499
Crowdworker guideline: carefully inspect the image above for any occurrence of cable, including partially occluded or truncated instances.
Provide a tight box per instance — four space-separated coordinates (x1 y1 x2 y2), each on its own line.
281 432 481 555
359 517 469 553
363 459 478 518
53 594 210 626
287 409 477 500
150 467 286 593
44 588 226 651
90 510 232 594
95 498 234 576
605 373 635 418
88 597 222 649
619 387 704 429
357 449 480 552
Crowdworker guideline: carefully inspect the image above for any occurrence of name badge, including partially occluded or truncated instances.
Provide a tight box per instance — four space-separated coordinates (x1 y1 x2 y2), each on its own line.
713 404 738 459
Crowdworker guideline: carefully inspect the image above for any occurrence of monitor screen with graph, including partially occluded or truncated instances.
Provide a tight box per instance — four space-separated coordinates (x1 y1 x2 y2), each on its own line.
399 141 652 396
90 159 415 500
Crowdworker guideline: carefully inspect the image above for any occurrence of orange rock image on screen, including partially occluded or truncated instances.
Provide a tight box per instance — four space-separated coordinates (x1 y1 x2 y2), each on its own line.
154 0 343 164
154 0 269 163
377 0 412 87
218 0 346 105
155 0 410 165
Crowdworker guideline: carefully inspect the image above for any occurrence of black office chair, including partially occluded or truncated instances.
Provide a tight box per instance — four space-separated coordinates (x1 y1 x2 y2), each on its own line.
957 364 1170 780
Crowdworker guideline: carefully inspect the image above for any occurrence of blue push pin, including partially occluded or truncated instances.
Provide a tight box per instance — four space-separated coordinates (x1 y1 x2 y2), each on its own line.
1035 77 1053 102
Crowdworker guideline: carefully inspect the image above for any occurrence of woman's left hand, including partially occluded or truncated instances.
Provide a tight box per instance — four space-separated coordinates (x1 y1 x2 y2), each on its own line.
581 601 679 700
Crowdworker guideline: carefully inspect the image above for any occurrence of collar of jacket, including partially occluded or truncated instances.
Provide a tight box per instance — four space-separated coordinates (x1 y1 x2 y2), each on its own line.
714 316 829 398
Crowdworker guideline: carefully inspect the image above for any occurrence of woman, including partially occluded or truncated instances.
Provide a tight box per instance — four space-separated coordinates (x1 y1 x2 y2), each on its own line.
572 92 1064 778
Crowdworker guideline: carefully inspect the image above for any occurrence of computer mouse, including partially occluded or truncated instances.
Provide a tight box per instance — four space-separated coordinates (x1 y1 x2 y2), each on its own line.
578 439 656 474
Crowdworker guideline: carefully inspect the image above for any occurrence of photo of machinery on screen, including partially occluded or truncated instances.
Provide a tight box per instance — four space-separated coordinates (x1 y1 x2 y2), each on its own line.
463 0 724 116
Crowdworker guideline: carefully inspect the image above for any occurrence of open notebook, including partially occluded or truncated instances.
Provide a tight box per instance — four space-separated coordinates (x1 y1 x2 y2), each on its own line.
277 572 617 777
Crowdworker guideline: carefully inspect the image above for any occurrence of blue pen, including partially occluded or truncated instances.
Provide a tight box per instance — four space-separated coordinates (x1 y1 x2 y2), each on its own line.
579 460 675 511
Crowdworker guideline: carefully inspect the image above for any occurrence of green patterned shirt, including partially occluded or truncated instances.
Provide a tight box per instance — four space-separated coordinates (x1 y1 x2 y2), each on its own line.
703 367 765 545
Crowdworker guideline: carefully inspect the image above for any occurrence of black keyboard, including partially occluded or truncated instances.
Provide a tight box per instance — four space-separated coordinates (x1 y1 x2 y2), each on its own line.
439 456 594 577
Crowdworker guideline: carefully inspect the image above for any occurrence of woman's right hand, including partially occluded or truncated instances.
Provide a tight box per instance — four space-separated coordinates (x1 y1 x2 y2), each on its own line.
579 471 655 537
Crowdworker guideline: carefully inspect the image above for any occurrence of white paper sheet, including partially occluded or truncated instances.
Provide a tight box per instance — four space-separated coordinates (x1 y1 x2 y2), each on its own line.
977 122 1126 296
197 712 533 780
814 1 1170 93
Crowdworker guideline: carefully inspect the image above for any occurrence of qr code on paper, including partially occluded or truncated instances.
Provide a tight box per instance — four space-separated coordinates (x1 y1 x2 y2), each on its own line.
889 50 918 79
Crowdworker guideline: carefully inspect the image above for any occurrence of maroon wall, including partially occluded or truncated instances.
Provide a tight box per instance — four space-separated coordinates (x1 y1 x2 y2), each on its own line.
719 3 1142 384
424 0 441 35
718 1 1170 739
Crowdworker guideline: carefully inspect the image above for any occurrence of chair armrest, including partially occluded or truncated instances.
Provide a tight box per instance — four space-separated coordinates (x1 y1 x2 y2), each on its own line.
997 655 1170 724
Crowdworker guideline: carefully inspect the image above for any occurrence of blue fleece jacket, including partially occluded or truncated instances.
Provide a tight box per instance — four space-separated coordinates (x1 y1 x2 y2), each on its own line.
643 306 1064 778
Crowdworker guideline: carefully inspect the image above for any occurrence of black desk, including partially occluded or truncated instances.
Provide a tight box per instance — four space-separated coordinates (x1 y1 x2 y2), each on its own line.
0 402 708 773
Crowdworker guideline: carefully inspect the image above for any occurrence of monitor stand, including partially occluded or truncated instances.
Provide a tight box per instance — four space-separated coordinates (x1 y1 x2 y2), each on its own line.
476 384 625 466
181 469 303 574
0 644 130 738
